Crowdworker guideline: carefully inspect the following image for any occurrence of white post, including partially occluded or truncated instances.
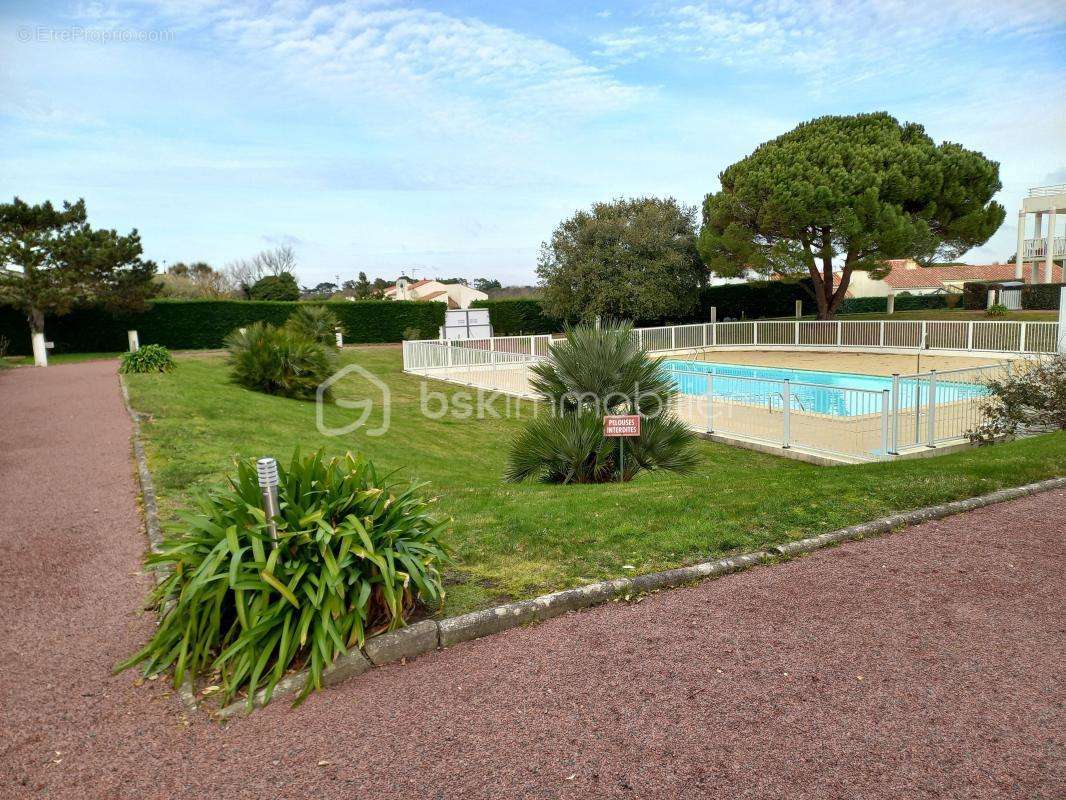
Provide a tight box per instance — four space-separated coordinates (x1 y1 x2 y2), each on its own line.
709 306 717 325
706 374 714 433
753 322 759 348
1015 209 1026 280
880 389 890 456
794 321 800 345
879 321 885 348
794 299 802 319
1045 209 1057 284
781 379 791 449
1058 287 1066 353
711 323 716 347
702 324 708 347
886 293 895 315
836 321 842 347
670 326 676 351
127 330 140 352
1020 322 1028 352
335 330 343 348
921 321 928 349
529 335 534 357
966 321 973 351
890 373 900 454
926 370 937 447
32 332 48 367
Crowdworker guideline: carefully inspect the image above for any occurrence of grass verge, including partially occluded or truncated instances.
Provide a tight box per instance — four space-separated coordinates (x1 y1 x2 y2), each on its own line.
125 347 1066 616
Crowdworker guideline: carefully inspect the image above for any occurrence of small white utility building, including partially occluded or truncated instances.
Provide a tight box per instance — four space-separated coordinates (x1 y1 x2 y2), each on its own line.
1015 184 1065 283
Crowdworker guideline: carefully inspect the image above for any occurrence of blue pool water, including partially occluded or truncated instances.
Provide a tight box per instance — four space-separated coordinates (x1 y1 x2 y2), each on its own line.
661 360 987 417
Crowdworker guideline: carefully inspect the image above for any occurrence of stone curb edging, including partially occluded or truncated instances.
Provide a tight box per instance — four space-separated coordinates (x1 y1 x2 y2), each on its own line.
118 374 1066 719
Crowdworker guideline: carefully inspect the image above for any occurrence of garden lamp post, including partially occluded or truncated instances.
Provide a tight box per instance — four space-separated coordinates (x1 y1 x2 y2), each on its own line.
256 457 280 542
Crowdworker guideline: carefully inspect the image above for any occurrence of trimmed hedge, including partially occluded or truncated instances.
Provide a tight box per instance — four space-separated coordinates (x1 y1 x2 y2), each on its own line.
472 299 556 335
837 296 886 314
894 294 950 311
962 282 991 310
0 299 445 356
1022 282 1066 310
692 280 810 322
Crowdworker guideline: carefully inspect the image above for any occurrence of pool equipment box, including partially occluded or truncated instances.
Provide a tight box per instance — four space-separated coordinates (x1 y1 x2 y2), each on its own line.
442 308 492 340
604 415 641 437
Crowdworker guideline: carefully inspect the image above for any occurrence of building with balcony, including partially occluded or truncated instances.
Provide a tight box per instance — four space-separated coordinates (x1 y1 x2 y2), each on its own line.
1015 184 1065 282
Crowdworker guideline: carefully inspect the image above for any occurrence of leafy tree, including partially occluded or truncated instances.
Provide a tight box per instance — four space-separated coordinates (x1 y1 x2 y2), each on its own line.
0 197 157 343
473 278 502 293
249 271 299 301
699 113 1005 319
537 197 704 323
301 281 338 299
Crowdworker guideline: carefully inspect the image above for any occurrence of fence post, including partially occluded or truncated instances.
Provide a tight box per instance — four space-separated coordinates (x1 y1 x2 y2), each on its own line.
836 321 842 347
711 323 716 347
491 348 497 391
706 374 714 433
966 321 973 351
913 376 923 445
1019 322 1027 352
926 370 937 447
890 373 900 454
671 326 676 351
702 324 708 347
753 322 759 348
781 379 791 449
447 341 454 369
639 330 645 350
794 321 800 345
921 321 928 349
880 389 890 456
879 321 885 348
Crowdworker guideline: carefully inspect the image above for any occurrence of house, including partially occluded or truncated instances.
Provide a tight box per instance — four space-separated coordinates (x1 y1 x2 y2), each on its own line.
1015 184 1065 282
382 278 488 309
846 259 1063 298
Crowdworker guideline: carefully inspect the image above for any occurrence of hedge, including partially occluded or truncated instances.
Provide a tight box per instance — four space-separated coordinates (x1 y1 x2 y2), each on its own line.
694 280 811 321
0 299 446 356
1022 282 1066 310
962 282 991 310
472 299 556 335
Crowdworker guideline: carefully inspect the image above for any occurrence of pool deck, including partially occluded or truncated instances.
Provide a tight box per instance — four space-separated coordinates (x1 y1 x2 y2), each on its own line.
662 349 1005 376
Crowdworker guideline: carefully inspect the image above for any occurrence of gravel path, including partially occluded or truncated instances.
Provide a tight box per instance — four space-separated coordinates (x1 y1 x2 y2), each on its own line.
1 361 1063 799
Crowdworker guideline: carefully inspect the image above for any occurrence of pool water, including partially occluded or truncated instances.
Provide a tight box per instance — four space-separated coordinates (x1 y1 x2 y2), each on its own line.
661 360 987 417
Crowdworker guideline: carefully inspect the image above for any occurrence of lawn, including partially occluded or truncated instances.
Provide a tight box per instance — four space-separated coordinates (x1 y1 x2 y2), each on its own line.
124 346 1066 616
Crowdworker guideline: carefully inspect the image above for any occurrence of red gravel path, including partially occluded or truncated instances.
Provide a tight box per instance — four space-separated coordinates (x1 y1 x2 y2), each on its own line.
1 361 1063 799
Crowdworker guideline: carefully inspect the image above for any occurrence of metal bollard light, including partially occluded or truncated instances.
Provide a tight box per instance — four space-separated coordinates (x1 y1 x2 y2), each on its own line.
256 457 281 542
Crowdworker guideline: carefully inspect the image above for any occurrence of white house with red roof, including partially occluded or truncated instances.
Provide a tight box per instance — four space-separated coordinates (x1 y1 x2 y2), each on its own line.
382 278 488 309
846 258 1063 297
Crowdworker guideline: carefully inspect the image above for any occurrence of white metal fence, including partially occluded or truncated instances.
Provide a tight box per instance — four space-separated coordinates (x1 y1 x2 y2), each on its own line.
401 319 1058 462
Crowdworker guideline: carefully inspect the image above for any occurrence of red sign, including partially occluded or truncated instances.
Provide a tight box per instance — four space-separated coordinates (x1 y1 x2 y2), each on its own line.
603 415 641 437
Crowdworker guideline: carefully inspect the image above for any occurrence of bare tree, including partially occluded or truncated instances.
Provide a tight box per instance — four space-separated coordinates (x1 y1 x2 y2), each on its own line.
255 245 296 277
223 245 297 298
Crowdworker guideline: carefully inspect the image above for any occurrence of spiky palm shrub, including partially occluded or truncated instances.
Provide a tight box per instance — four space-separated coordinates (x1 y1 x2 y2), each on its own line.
505 322 700 483
285 304 342 348
117 451 450 708
225 322 335 400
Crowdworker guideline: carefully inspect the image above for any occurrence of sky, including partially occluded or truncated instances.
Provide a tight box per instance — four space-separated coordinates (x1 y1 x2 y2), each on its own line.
2 0 1065 288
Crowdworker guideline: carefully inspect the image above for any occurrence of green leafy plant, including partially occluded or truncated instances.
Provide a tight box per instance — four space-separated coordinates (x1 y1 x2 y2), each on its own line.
969 356 1066 444
225 322 335 399
116 450 450 708
119 343 176 374
284 304 342 347
402 326 423 341
505 322 700 483
986 304 1008 318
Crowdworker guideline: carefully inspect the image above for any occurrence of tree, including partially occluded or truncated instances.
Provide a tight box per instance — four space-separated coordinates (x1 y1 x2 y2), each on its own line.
301 281 338 299
699 113 1005 319
537 197 704 323
224 245 298 298
0 197 157 346
249 272 299 301
473 278 502 293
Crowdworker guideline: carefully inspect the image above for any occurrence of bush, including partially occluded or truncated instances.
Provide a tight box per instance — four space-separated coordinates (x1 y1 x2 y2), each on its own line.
402 326 423 341
986 304 1008 318
1022 282 1066 310
894 294 948 311
505 322 700 483
963 282 991 310
473 299 557 335
119 344 175 374
116 450 451 708
0 299 446 355
249 272 299 301
225 322 335 399
969 356 1066 444
696 280 810 322
284 304 341 347
836 296 886 314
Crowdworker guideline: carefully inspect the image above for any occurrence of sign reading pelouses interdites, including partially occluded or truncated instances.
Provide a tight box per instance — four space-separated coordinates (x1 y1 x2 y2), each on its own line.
603 415 641 437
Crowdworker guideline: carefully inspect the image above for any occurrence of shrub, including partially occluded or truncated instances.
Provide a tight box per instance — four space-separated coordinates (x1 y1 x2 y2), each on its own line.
1022 282 1066 310
986 304 1008 318
402 326 423 341
119 343 176 374
969 356 1066 444
963 281 991 310
473 299 557 334
225 322 335 399
249 272 300 301
505 322 700 483
284 304 341 347
116 450 451 708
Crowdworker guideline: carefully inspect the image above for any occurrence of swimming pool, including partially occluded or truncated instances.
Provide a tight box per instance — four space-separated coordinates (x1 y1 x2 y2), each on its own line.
662 360 988 418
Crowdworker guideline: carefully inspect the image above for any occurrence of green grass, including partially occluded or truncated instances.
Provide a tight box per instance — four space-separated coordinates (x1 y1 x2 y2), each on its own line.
125 347 1066 616
2 351 122 367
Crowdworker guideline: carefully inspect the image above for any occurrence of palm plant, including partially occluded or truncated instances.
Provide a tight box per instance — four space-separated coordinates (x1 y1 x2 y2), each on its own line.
285 304 343 347
116 450 450 708
225 322 335 400
505 322 700 483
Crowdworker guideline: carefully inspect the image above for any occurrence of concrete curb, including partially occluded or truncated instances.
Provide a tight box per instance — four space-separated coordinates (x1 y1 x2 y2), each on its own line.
118 375 1066 718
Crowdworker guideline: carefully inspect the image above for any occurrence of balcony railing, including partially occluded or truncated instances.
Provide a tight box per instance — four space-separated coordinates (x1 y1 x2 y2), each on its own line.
1029 184 1066 197
1023 236 1066 259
